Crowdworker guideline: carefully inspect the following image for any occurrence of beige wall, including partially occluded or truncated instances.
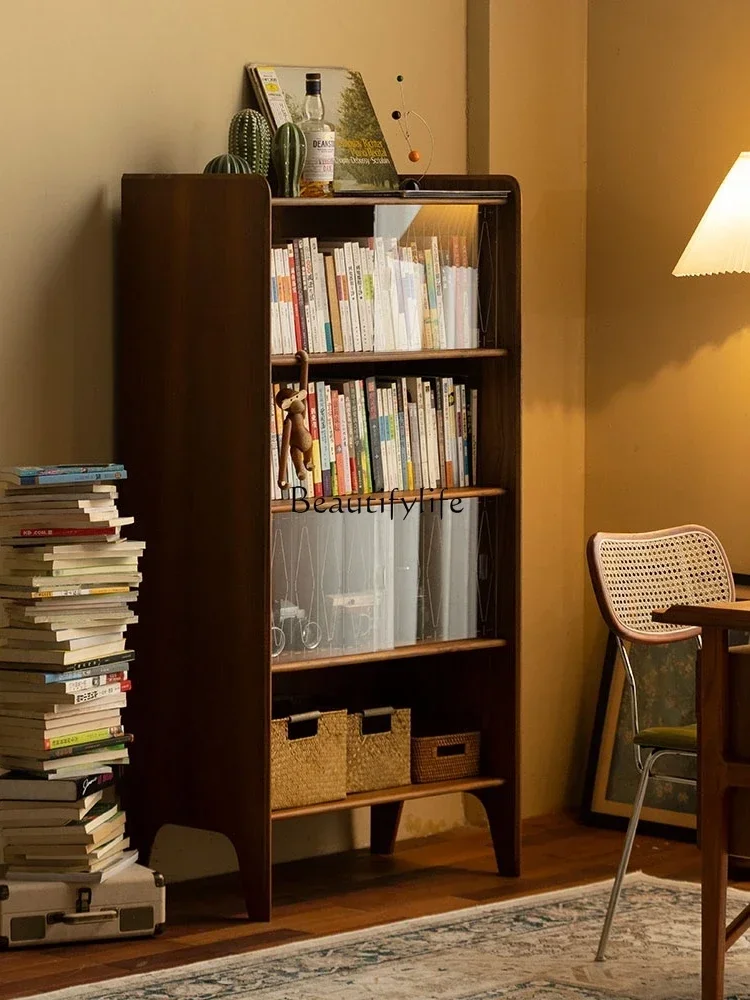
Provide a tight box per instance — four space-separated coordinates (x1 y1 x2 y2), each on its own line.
0 0 466 464
0 0 592 880
585 1 750 743
0 0 468 880
469 0 588 817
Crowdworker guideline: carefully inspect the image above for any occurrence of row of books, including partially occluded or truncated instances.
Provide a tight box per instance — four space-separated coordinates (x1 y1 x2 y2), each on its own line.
270 236 480 356
271 376 479 502
0 464 142 883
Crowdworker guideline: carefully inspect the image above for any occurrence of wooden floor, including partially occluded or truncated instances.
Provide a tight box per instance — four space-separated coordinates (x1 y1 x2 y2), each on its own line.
0 813 721 999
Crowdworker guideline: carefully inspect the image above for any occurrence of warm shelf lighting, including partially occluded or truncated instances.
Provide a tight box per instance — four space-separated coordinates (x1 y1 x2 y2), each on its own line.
674 152 750 276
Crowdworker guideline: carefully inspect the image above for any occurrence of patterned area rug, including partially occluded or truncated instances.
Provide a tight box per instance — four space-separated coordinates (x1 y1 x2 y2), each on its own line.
24 874 750 1000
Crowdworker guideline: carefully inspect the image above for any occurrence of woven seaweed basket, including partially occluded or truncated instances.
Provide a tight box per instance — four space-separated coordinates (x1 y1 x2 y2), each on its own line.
346 707 411 793
271 709 347 810
411 731 481 784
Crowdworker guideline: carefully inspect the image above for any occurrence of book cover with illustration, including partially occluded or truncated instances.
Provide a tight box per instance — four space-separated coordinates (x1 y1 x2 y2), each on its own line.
247 64 400 193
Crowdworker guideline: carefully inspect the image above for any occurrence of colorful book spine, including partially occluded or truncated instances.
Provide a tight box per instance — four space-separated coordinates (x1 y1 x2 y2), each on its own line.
365 377 384 492
292 240 309 352
306 383 323 498
323 255 344 353
42 726 125 752
342 389 359 494
315 380 332 497
287 243 304 352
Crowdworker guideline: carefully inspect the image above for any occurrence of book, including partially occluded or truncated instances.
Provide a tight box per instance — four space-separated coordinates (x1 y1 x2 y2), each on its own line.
0 624 128 644
247 64 399 193
0 641 128 666
0 771 114 801
9 831 128 863
0 465 125 484
3 808 124 847
0 733 132 762
2 848 138 883
2 801 118 840
0 471 126 487
323 254 344 352
0 696 127 724
0 650 134 674
0 724 125 753
0 790 103 824
0 747 130 775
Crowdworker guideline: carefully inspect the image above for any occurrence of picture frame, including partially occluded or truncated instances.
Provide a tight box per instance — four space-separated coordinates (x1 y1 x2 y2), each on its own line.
581 632 698 839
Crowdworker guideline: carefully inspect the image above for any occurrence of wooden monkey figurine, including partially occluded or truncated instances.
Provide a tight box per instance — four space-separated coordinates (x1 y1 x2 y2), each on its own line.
275 350 313 489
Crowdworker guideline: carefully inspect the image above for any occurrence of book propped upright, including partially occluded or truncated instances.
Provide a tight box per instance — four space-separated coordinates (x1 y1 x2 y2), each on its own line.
247 64 399 194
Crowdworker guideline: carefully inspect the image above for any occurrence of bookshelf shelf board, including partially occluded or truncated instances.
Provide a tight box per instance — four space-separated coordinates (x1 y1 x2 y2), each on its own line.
272 485 506 515
272 636 507 673
271 776 506 820
271 348 508 367
272 195 510 208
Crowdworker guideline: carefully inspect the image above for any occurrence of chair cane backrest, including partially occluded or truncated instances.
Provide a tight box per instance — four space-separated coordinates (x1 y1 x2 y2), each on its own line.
587 525 734 645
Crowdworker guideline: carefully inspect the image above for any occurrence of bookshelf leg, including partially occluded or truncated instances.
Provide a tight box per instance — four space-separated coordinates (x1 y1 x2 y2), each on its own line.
230 839 271 921
370 801 404 855
471 784 520 876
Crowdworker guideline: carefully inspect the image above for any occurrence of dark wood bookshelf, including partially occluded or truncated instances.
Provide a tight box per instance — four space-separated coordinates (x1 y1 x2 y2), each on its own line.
271 485 506 515
272 636 508 673
272 194 511 207
271 347 508 366
118 172 521 921
271 776 506 820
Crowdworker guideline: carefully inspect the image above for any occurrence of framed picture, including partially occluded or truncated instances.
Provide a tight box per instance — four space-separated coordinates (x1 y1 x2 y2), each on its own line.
581 632 698 838
246 63 400 193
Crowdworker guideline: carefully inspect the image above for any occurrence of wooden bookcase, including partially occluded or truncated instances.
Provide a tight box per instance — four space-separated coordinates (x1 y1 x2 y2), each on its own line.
117 173 521 920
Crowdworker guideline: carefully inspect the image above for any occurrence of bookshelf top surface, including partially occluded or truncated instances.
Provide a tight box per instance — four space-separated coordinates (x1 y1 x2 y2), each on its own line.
272 193 510 207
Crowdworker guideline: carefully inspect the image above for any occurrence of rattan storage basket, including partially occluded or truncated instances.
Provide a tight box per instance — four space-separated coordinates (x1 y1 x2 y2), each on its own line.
271 709 347 810
411 731 481 783
346 707 411 793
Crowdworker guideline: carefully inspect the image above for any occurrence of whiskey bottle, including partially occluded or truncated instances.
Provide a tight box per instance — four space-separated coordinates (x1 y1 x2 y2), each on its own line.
299 72 335 197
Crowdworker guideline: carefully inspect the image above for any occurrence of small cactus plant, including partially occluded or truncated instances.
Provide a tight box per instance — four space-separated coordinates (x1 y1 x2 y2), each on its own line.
203 153 252 174
271 122 307 197
228 109 271 177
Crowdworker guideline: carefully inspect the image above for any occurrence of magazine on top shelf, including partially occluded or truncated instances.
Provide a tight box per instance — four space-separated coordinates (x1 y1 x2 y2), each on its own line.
246 64 400 193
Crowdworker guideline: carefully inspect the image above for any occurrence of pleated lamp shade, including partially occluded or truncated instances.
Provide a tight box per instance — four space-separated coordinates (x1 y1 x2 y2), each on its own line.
673 152 750 276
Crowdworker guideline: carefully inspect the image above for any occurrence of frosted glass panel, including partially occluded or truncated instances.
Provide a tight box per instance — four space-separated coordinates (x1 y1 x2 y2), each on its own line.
271 499 488 662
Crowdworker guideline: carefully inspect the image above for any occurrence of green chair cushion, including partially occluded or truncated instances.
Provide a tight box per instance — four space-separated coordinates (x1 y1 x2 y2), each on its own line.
634 724 697 752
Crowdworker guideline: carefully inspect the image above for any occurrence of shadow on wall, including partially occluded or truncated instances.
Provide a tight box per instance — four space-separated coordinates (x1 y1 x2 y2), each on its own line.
150 816 360 883
586 251 750 414
0 188 114 461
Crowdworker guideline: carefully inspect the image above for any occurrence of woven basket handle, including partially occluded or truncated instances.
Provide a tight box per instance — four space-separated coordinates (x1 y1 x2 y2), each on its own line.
287 711 321 740
436 742 467 758
360 706 395 736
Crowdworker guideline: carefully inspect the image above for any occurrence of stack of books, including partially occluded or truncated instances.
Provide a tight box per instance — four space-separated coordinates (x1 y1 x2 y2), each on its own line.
271 375 478 501
270 236 479 355
0 464 143 882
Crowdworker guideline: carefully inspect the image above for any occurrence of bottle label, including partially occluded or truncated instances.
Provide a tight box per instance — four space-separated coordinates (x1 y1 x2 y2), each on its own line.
302 130 336 182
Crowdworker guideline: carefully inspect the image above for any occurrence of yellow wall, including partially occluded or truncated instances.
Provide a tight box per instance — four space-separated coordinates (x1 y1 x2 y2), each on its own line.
469 0 589 817
0 0 466 462
0 0 592 879
585 1 750 737
0 0 468 880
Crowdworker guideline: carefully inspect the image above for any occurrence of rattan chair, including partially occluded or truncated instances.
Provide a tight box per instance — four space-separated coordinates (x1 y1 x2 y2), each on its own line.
587 524 734 961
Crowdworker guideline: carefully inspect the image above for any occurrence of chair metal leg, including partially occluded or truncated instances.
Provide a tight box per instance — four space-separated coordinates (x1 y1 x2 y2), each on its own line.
596 753 654 961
